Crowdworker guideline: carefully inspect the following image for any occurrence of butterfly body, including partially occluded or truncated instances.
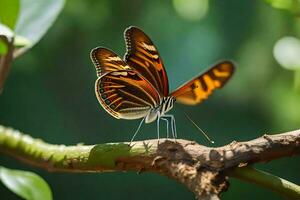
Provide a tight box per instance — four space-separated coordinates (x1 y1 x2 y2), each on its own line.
91 26 235 141
145 96 176 123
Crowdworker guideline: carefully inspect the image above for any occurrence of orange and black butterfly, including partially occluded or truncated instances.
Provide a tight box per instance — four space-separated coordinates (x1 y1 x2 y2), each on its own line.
90 26 235 142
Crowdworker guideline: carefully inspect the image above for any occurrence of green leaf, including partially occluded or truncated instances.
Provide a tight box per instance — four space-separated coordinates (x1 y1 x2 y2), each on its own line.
0 23 14 39
0 0 20 29
0 166 52 200
15 0 65 48
0 24 32 48
14 35 31 47
0 0 64 57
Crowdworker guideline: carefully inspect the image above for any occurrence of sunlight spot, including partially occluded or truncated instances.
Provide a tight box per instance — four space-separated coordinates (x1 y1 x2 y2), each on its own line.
173 0 209 21
273 36 300 70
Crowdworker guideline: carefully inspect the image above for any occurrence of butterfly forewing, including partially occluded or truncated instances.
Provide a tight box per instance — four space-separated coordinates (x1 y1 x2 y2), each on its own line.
95 69 161 120
171 61 235 105
90 47 131 77
124 26 169 97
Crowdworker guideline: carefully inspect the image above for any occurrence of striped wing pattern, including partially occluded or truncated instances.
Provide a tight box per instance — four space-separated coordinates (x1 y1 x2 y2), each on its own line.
95 70 161 119
171 61 235 105
90 26 236 121
124 26 169 97
90 47 131 77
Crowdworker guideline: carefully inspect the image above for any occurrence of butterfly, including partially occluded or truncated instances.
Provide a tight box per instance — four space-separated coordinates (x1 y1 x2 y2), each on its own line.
90 26 235 142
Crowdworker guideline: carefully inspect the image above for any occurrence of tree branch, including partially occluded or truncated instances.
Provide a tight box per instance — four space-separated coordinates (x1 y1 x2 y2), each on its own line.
0 125 299 199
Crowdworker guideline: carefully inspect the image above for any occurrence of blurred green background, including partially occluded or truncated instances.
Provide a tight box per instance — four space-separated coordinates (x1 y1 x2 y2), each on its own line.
1 0 300 199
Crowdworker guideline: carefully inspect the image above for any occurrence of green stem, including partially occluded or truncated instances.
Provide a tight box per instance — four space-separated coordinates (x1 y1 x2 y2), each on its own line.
0 36 14 93
294 70 300 92
230 166 300 200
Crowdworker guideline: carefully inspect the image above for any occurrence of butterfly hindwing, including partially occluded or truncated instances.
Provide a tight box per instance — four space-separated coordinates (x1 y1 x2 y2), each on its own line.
90 47 131 77
95 70 161 119
124 26 169 97
171 61 235 105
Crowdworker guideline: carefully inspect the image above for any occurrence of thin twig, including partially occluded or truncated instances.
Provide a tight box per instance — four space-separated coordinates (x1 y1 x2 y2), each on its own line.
229 167 300 200
0 35 14 93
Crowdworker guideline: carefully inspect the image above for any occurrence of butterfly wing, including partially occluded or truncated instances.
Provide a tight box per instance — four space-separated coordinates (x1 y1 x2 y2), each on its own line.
90 47 131 77
171 61 235 105
124 26 169 97
95 70 161 120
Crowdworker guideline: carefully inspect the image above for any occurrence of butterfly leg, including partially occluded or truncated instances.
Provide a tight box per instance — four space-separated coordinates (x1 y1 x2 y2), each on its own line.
130 117 146 145
171 115 177 139
160 115 174 139
157 117 160 143
160 117 169 139
163 115 177 142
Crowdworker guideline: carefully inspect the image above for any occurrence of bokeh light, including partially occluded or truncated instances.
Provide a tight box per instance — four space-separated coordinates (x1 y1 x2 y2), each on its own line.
264 0 300 12
173 0 209 21
273 36 300 70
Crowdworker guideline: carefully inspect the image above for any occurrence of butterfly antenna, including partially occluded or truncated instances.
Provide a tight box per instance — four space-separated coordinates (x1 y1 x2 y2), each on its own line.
183 112 215 144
